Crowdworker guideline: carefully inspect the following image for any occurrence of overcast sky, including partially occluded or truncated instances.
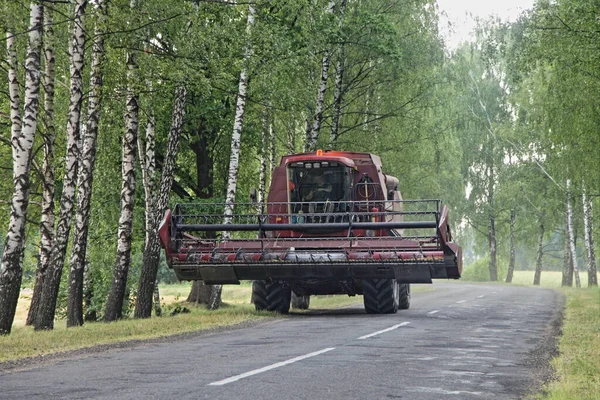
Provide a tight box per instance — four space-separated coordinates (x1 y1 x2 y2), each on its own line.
436 0 535 49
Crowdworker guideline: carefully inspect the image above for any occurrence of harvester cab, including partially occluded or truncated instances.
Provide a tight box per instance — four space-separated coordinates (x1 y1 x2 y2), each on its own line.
158 150 462 314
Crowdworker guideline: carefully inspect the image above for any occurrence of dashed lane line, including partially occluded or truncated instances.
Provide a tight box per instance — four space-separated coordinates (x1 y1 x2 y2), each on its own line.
208 348 336 386
456 300 467 304
357 322 411 340
427 310 440 315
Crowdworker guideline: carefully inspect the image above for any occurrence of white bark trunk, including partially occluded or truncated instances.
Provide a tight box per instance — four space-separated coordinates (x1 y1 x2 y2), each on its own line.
330 0 347 147
224 4 256 225
67 0 106 327
258 111 269 203
35 0 87 331
269 118 276 174
533 218 544 286
306 1 335 152
0 2 44 335
28 7 56 326
582 183 598 286
506 208 516 283
566 179 581 288
105 48 139 322
134 86 187 319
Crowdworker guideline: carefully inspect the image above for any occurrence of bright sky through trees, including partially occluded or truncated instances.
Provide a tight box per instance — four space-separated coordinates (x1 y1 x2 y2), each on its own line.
437 0 535 49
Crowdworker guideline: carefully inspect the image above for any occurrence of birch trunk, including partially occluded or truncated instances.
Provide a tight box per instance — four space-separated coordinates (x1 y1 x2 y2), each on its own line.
35 0 87 331
258 110 270 203
562 222 573 287
533 218 545 286
565 179 581 288
269 118 276 173
0 3 43 335
330 0 347 147
506 209 516 283
330 51 344 147
134 86 187 319
224 4 255 222
104 50 139 322
27 6 56 326
67 0 106 327
306 2 335 152
582 184 597 286
136 107 162 317
487 163 497 281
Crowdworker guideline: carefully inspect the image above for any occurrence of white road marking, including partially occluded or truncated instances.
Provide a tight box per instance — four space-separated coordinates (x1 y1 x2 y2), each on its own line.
428 310 440 315
456 300 467 304
477 295 485 298
208 348 335 386
357 322 410 340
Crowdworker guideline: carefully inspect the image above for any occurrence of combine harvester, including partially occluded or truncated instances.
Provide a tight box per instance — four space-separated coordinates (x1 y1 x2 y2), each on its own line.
159 150 462 314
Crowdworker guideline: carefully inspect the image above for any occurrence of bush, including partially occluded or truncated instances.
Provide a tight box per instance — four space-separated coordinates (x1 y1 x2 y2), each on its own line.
462 255 508 282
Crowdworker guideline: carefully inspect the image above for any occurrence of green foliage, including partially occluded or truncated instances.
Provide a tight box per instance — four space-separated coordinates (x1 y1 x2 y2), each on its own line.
462 256 508 282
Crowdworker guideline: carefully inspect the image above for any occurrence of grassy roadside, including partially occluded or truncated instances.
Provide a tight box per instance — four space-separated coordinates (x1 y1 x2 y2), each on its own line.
0 282 365 363
540 287 600 400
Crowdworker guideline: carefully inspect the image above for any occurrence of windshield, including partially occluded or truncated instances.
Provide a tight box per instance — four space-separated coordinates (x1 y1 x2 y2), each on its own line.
287 161 353 214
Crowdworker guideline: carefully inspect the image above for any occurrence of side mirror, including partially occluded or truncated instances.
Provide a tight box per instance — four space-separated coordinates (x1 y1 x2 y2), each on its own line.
249 188 257 203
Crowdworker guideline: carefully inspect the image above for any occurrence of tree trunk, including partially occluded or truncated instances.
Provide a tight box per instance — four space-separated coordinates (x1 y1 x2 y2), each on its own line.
565 179 581 288
0 3 43 335
35 0 87 331
224 4 256 224
582 184 598 287
330 0 347 148
186 120 217 306
135 89 159 316
562 222 573 287
134 86 187 319
306 2 334 152
67 0 106 327
533 217 544 286
258 110 271 203
104 49 139 322
27 6 56 326
506 208 516 283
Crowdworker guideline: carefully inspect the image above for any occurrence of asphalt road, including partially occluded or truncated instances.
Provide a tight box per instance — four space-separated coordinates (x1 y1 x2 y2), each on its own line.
0 283 562 400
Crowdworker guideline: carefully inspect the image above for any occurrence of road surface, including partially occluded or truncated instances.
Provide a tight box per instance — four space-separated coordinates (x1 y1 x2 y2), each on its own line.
0 283 562 399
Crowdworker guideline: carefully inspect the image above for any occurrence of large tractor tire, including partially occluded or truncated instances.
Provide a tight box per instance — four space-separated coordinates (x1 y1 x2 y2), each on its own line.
252 280 291 314
362 279 399 314
398 283 410 310
291 292 310 310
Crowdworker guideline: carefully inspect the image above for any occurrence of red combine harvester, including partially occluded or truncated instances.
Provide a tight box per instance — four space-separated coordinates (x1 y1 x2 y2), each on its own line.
159 150 462 314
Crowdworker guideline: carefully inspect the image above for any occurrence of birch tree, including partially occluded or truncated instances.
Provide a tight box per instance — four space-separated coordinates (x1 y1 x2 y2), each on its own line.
0 2 43 335
67 0 107 327
306 1 335 152
35 0 87 331
104 31 140 322
26 4 56 327
565 178 581 288
582 184 597 287
134 86 187 319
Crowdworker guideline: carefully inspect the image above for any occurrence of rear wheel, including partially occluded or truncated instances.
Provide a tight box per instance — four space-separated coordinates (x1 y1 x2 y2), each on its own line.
291 292 310 310
252 280 291 313
398 283 410 310
362 279 399 314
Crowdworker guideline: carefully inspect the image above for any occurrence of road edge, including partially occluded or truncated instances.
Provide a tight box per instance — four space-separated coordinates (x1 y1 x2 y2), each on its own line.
524 288 565 398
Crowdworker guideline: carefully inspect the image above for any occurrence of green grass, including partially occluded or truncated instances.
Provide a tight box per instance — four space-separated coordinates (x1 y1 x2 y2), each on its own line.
540 287 600 400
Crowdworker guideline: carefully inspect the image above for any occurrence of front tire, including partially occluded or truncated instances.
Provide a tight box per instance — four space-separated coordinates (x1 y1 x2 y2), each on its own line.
252 280 291 314
362 279 399 314
291 292 310 310
398 283 410 310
